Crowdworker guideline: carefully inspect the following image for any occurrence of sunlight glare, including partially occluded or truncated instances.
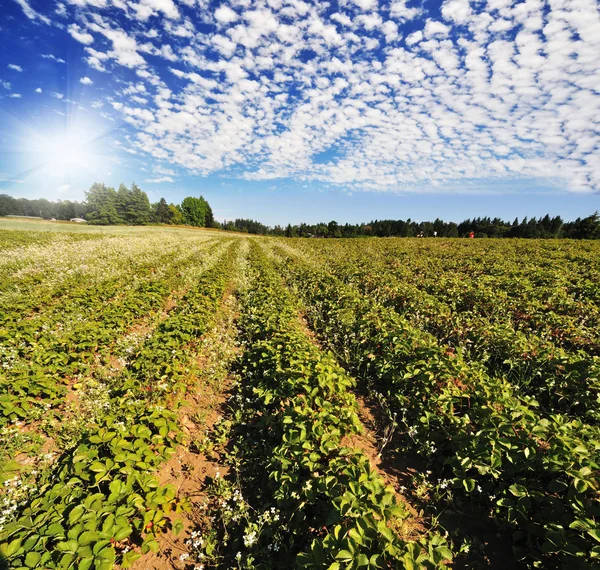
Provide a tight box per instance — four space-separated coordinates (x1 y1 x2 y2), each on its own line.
28 119 104 179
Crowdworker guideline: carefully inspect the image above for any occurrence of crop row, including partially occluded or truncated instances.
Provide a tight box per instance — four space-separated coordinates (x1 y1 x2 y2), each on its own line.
313 249 599 424
294 239 600 355
269 242 600 569
0 239 227 428
0 240 240 569
0 230 105 253
281 240 600 424
0 233 216 327
191 242 453 569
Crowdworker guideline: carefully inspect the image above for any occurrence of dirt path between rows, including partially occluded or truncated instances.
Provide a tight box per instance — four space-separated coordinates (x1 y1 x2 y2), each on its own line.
128 291 241 570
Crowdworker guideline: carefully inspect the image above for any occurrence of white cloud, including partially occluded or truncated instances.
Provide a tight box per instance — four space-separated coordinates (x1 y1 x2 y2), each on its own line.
42 54 67 63
68 24 94 45
59 184 71 192
8 64 23 72
441 0 473 24
1 80 11 90
350 0 378 11
35 87 42 93
50 92 64 99
8 93 22 98
215 5 239 23
405 30 423 45
14 0 51 24
129 0 180 21
153 165 175 176
424 20 451 38
54 0 600 193
85 48 109 71
66 0 108 6
88 24 147 68
331 12 352 27
145 176 174 183
80 76 93 85
390 0 422 21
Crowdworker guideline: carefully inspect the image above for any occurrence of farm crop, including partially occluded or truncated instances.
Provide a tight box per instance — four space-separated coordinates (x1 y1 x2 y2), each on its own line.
0 222 598 569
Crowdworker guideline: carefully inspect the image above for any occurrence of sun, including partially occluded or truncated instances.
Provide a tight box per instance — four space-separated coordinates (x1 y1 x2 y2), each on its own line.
31 124 101 177
4 100 118 195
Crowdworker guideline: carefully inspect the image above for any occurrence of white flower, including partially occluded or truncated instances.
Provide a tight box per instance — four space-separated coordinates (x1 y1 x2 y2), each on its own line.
243 530 257 547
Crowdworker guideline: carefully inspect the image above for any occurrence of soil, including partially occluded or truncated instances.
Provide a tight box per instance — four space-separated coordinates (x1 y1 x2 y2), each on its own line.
127 290 240 570
341 394 427 540
128 385 231 570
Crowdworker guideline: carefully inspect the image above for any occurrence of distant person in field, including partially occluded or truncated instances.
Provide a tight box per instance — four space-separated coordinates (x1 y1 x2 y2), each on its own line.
470 231 475 239
433 231 437 237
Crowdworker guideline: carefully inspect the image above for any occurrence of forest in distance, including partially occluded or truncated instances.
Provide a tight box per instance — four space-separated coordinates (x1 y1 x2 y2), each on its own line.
0 183 215 229
1 184 600 239
0 183 600 239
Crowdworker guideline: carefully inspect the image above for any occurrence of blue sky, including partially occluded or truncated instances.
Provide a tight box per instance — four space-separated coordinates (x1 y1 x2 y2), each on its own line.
0 0 598 225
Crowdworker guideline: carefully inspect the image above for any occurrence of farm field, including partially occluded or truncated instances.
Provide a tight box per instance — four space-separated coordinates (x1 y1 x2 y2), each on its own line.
1 221 599 570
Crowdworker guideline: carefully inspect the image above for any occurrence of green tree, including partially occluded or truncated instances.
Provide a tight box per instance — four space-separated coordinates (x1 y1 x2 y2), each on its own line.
446 222 459 237
115 183 130 222
153 198 172 224
168 204 183 224
85 183 122 225
205 202 215 228
180 196 212 227
127 183 151 225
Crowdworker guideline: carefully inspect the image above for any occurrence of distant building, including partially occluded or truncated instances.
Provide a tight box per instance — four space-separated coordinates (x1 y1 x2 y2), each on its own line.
70 218 87 223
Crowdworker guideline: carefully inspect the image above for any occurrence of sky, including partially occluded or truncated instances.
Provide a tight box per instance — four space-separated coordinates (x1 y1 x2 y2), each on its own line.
0 0 598 225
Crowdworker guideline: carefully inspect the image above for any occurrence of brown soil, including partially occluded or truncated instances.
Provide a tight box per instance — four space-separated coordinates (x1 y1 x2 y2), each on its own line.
341 394 426 540
297 312 322 348
128 386 230 570
295 310 427 539
350 395 523 569
128 290 240 570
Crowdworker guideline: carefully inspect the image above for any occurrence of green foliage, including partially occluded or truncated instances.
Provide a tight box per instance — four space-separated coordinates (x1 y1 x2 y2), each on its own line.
85 183 122 225
167 204 183 225
3 229 600 569
86 182 151 226
191 243 453 569
0 236 239 569
273 238 600 569
180 196 211 227
151 198 172 224
0 194 86 220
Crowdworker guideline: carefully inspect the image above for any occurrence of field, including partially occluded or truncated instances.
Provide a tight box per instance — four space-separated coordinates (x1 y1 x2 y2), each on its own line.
0 220 599 570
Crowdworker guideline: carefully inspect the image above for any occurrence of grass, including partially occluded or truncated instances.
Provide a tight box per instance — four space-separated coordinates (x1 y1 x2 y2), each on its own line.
0 217 228 236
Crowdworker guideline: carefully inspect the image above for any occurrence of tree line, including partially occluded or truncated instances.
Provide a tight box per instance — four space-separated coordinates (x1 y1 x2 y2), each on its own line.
219 213 600 239
0 183 214 228
2 187 598 238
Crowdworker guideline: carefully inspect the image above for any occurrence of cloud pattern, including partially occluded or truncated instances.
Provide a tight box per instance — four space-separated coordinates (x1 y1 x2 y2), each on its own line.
17 0 600 192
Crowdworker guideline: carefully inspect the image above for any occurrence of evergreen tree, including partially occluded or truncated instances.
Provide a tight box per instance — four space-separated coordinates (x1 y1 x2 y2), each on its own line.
153 198 172 224
85 183 122 225
127 183 151 225
205 203 215 228
115 183 130 222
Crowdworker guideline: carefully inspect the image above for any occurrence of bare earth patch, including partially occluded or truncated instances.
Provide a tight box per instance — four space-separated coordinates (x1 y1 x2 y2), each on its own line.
128 292 241 570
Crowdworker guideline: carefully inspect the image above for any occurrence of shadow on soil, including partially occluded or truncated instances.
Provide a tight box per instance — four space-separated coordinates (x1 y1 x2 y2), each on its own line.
354 388 527 570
